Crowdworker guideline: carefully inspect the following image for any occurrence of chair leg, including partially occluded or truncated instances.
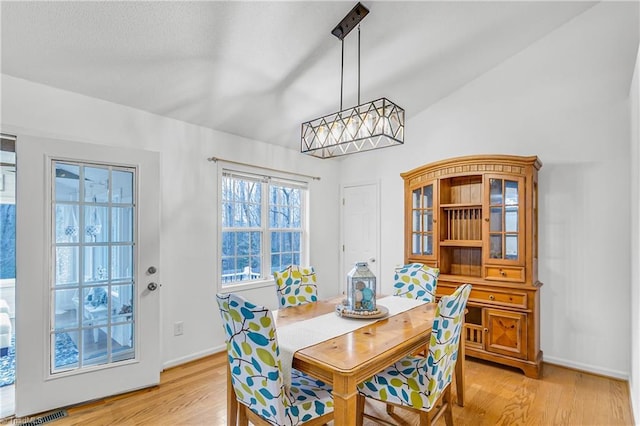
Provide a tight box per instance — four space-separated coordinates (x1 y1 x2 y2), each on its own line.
238 404 249 426
227 364 238 426
443 386 454 426
419 410 431 426
356 394 366 426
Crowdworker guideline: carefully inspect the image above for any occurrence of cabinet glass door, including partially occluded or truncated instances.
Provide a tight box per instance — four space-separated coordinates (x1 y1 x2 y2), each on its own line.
410 182 436 259
485 176 524 264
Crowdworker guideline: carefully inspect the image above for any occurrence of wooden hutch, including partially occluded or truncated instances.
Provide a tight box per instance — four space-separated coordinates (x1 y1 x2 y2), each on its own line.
401 155 542 378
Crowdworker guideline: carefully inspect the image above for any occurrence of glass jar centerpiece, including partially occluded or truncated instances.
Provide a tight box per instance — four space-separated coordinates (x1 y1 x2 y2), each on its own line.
338 261 381 317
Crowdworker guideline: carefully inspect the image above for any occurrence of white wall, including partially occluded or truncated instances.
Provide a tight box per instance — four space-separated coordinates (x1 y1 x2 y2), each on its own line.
0 74 342 368
630 41 640 425
340 2 638 378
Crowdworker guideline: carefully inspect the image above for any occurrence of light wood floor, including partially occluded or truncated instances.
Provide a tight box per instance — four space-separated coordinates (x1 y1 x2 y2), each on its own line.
2 352 633 426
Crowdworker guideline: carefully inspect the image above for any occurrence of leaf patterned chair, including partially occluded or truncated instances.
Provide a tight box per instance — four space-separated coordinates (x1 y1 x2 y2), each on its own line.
393 263 440 302
393 263 440 355
356 284 472 426
273 265 319 308
216 293 334 426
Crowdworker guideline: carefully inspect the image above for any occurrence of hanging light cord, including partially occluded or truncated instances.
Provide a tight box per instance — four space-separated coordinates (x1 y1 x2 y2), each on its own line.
340 24 362 110
358 24 361 106
340 39 344 110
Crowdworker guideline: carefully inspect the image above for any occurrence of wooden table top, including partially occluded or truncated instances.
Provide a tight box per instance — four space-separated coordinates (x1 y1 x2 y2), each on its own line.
274 297 437 377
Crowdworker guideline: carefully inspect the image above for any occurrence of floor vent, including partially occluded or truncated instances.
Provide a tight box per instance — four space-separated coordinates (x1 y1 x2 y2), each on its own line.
19 409 68 425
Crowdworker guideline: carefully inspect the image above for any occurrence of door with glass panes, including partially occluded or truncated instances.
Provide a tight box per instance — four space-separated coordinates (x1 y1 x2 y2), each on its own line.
15 135 160 417
406 179 438 264
483 175 526 278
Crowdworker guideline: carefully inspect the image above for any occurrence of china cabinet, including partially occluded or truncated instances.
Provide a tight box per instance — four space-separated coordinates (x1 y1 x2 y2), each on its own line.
401 155 542 378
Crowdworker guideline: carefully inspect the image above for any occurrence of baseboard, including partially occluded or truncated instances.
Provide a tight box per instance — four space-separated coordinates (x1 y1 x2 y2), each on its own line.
162 344 226 370
543 355 629 380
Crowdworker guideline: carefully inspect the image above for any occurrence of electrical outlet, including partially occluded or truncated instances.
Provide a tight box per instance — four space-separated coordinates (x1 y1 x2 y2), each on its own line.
174 321 184 336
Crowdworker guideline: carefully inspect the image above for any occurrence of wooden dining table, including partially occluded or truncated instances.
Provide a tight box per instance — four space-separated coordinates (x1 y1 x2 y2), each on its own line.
226 296 465 426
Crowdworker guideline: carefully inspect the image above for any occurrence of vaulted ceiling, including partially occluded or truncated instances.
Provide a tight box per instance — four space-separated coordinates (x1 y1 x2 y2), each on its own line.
1 1 635 152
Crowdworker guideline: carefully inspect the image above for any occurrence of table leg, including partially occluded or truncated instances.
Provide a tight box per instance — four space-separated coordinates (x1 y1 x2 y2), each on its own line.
455 327 466 407
227 363 238 426
332 374 358 426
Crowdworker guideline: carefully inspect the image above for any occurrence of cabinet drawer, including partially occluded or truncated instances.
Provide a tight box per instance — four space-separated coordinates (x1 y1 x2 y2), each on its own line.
470 288 527 308
437 286 527 309
484 266 525 282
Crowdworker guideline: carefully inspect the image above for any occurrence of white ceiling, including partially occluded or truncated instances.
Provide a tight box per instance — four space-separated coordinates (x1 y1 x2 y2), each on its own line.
1 1 634 152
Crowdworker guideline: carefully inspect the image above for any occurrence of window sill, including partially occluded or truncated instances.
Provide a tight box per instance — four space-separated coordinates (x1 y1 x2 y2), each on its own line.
218 278 276 293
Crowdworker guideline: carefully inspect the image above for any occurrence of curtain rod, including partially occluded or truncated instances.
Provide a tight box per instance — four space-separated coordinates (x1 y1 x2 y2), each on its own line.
1 133 17 141
207 157 321 181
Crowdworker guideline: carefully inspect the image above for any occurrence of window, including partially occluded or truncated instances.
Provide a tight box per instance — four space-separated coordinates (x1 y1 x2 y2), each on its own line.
219 168 308 288
0 203 16 279
0 137 16 280
52 161 136 371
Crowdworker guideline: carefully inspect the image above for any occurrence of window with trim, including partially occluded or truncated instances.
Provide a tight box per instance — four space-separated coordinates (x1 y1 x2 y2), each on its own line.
219 168 307 287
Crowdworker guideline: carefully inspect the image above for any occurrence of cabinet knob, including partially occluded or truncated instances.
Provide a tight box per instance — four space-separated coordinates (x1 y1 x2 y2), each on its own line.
489 295 495 301
484 328 489 333
500 270 506 276
484 218 490 222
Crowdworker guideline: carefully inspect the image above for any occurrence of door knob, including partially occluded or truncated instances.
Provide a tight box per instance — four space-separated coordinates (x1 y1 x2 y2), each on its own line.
147 266 157 274
369 258 376 263
147 282 159 291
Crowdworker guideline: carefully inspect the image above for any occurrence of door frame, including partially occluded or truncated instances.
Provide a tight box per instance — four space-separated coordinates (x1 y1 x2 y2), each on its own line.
14 134 162 417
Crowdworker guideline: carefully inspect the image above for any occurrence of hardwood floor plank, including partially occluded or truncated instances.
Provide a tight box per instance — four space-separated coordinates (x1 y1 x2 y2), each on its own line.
610 378 632 423
2 353 633 426
545 366 575 425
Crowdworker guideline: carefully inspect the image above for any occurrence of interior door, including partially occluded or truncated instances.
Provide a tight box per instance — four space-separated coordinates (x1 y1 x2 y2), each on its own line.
341 182 380 293
15 135 160 417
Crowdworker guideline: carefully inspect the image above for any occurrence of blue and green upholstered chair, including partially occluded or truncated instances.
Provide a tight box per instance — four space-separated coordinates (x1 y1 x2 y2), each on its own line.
216 293 333 426
273 265 319 308
356 284 472 426
393 263 441 356
392 263 440 302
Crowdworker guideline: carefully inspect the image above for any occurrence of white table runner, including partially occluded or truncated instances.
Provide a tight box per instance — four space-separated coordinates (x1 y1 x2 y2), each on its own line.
276 295 427 389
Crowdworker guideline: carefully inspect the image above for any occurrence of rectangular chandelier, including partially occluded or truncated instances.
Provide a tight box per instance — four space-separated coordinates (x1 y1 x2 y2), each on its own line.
300 3 405 159
301 97 404 159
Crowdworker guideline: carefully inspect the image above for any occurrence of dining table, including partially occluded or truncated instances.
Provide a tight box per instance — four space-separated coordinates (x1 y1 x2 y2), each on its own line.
225 295 465 426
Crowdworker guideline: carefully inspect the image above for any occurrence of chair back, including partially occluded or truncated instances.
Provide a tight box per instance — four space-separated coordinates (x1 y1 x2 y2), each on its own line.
392 263 439 302
273 265 318 308
216 293 289 424
423 283 471 407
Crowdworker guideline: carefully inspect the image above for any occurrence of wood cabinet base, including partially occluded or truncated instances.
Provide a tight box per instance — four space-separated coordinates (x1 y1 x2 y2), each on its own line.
466 347 543 379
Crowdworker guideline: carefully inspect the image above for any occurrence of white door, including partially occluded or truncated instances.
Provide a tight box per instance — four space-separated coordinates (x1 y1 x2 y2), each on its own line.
341 182 380 293
15 135 161 417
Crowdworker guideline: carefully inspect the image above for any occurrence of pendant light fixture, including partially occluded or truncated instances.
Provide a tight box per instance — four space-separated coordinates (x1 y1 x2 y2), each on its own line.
301 2 405 159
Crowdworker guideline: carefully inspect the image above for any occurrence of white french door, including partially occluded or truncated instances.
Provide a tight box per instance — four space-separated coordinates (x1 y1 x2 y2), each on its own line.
341 182 380 293
15 135 161 417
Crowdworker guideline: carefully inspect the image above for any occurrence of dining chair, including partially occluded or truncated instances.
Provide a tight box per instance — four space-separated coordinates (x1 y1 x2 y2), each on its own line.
216 293 334 426
393 263 441 356
392 263 440 302
356 283 472 426
273 265 319 308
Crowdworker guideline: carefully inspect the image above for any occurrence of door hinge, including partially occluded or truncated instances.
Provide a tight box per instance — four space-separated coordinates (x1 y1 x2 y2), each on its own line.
342 198 345 205
342 244 345 252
